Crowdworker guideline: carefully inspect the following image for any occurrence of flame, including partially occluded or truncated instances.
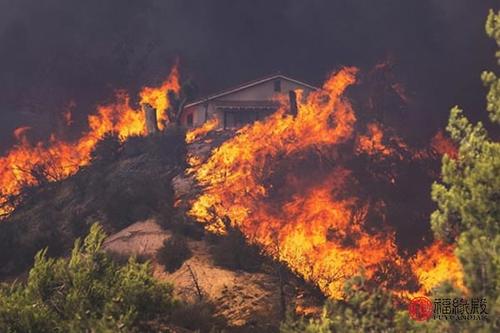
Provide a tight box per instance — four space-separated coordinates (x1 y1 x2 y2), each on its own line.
431 130 458 159
186 118 219 144
411 241 465 294
259 174 399 297
356 122 392 156
0 66 180 217
188 67 464 298
139 64 180 129
190 67 358 229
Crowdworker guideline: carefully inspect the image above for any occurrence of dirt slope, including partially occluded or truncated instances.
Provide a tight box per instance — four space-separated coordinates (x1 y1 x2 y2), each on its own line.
103 218 321 331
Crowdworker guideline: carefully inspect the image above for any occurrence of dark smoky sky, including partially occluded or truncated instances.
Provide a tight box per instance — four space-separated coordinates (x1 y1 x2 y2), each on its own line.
0 0 497 149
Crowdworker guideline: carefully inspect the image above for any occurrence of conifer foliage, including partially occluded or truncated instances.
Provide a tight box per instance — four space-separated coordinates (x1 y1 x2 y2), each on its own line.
0 223 178 332
430 9 500 331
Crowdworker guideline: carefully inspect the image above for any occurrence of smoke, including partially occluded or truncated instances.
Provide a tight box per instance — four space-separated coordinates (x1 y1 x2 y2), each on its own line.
0 0 496 150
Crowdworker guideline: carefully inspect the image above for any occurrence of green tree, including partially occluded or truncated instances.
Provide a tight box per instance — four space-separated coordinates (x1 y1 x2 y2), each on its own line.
0 223 178 332
430 9 500 332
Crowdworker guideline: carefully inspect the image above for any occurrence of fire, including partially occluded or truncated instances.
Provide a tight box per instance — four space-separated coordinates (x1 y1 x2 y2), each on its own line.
431 130 458 159
356 122 392 156
411 242 465 295
0 66 179 217
190 67 359 231
186 118 219 144
261 175 398 297
140 65 180 129
188 67 464 298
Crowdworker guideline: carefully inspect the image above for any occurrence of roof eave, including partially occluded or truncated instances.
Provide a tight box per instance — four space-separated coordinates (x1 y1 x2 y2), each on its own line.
184 74 319 109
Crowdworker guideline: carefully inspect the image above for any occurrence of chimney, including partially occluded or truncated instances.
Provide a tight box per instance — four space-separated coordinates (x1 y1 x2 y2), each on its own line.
143 103 158 134
289 90 298 117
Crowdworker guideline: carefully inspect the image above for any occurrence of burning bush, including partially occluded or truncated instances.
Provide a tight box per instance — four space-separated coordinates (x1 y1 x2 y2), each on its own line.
0 65 180 218
187 67 464 298
0 128 186 279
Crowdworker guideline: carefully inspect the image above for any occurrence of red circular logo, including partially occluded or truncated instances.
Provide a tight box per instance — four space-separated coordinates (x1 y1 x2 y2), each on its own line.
408 296 433 321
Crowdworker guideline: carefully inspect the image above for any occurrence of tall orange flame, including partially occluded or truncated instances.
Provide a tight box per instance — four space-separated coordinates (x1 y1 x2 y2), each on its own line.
188 67 463 298
411 241 464 295
0 66 179 217
186 118 219 144
140 65 181 129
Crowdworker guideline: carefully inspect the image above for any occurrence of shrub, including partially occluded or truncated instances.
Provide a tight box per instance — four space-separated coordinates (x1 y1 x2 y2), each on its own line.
90 132 122 164
156 235 193 273
165 214 205 240
171 300 225 331
209 222 263 272
0 223 178 332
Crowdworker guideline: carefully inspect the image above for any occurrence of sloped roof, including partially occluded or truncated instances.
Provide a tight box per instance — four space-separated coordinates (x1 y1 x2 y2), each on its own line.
184 74 318 109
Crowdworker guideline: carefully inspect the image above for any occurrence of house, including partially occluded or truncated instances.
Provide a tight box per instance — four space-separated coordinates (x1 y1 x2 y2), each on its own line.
180 74 317 129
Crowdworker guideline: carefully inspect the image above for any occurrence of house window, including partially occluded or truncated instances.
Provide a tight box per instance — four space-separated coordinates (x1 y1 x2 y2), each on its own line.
187 113 193 126
274 79 281 92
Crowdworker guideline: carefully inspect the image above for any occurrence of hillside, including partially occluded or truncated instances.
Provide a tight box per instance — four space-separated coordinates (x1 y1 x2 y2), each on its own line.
0 128 185 279
0 127 323 332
